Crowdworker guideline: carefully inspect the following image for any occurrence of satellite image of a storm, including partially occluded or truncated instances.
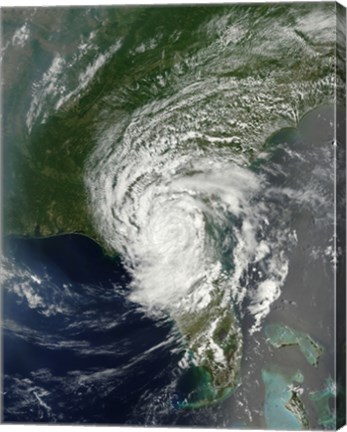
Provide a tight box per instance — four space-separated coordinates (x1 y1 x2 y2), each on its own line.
1 2 346 429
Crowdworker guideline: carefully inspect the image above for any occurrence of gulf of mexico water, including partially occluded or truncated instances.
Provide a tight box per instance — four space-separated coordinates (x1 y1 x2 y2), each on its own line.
2 106 338 427
2 3 344 428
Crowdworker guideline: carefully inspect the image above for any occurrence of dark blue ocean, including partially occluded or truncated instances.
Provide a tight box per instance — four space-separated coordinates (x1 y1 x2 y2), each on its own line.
3 234 211 425
2 106 339 428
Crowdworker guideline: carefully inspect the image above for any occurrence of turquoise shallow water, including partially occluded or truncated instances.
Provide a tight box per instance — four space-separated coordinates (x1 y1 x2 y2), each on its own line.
262 368 307 430
2 106 338 427
2 3 345 427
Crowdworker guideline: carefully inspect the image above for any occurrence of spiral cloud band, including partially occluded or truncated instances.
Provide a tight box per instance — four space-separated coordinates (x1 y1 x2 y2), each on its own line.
84 6 335 403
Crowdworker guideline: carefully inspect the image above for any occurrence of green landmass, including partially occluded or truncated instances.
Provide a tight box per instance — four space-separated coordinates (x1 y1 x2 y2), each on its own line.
2 3 341 245
2 2 344 407
176 296 242 408
3 5 223 250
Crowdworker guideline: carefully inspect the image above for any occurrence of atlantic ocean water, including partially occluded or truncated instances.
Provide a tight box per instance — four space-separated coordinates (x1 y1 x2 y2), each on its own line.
2 3 345 427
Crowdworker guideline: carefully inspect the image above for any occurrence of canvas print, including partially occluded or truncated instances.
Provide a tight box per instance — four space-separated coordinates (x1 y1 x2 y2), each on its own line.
0 2 346 429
